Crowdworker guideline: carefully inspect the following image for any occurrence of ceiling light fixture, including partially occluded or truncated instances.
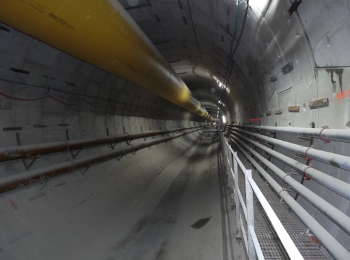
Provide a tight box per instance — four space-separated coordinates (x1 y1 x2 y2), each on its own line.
213 76 227 89
250 0 270 14
222 115 227 123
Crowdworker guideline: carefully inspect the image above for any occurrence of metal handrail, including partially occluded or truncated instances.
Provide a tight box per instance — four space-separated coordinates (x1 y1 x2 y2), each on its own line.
227 131 350 235
226 128 350 234
224 131 350 260
221 133 304 260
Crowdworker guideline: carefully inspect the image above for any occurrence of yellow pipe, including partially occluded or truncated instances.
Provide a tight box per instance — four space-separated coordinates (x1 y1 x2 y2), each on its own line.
0 0 215 121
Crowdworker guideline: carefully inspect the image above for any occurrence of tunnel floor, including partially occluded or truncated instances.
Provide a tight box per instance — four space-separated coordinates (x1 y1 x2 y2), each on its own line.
110 129 244 260
0 129 246 260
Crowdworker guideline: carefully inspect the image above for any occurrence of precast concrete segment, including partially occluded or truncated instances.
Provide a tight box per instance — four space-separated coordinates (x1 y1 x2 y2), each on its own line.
227 129 350 201
227 133 350 237
234 125 350 143
229 127 350 172
0 126 204 162
0 0 214 120
229 138 350 260
0 129 202 194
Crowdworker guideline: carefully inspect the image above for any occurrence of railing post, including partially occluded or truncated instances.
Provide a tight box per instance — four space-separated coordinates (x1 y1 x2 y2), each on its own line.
222 136 232 192
226 140 231 182
233 152 242 238
229 152 234 206
246 169 256 260
226 153 230 177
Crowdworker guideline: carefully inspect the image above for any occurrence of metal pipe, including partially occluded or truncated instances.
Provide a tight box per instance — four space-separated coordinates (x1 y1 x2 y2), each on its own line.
230 127 350 172
228 137 350 260
0 0 213 120
228 129 350 201
0 126 203 162
231 125 350 143
227 133 350 236
0 128 201 194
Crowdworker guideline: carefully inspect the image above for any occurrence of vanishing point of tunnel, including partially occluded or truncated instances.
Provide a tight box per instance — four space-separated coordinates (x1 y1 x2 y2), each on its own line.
0 0 350 260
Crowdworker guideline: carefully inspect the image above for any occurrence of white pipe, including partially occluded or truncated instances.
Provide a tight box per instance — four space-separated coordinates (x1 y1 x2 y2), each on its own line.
234 125 350 143
229 132 350 235
228 129 350 201
229 136 350 260
230 127 350 172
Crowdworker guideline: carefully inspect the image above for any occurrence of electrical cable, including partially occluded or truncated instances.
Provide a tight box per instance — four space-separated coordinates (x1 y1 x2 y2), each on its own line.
0 90 108 108
0 89 197 121
224 0 250 85
225 0 242 82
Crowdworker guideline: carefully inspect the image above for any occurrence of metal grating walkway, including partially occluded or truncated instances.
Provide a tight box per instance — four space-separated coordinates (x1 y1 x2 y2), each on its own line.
235 148 327 260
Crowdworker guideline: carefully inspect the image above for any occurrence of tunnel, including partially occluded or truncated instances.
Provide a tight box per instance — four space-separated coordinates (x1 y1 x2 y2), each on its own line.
0 0 350 259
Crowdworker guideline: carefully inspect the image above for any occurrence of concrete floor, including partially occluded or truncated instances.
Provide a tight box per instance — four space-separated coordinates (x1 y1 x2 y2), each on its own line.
112 130 221 260
0 129 246 260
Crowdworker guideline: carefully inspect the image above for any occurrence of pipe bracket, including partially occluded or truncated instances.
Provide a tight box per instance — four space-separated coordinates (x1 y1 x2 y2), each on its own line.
278 188 289 197
304 146 315 161
71 148 82 159
282 174 292 185
319 126 331 144
303 166 314 181
110 142 118 149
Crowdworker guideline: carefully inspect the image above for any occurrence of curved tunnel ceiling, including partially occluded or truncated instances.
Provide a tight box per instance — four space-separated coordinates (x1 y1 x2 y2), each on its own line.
0 0 348 127
0 0 350 259
118 0 350 128
122 0 246 119
171 61 233 120
0 0 217 121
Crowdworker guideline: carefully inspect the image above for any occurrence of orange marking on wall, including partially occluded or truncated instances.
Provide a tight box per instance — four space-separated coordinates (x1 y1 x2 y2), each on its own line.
337 90 350 100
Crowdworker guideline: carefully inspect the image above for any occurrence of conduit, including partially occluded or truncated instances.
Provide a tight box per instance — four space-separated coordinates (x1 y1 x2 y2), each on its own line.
0 128 203 194
229 126 350 172
226 132 350 237
0 0 214 120
226 129 350 201
235 125 350 143
226 136 350 260
0 126 203 162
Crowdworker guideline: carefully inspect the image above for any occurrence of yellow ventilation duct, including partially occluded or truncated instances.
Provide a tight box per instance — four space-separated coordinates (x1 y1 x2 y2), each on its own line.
0 0 215 120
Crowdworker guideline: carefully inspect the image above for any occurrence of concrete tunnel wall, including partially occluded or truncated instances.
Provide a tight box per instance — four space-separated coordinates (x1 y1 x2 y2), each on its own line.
0 22 208 259
1 0 350 259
